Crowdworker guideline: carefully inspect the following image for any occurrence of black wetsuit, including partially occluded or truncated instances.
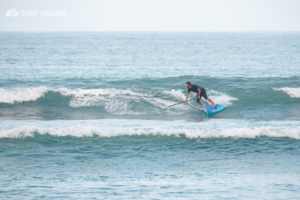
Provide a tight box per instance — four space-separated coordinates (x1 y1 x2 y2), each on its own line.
187 85 208 102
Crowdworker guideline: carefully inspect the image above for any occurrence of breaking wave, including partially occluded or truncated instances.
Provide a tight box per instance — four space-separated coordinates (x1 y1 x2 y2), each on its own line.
1 119 299 139
1 125 299 139
274 87 300 98
0 87 238 115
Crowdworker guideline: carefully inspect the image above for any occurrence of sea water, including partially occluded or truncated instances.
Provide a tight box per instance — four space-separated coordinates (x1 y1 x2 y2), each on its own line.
0 32 300 199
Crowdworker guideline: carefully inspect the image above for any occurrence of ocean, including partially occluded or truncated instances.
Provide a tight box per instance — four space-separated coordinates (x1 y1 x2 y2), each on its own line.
0 32 300 199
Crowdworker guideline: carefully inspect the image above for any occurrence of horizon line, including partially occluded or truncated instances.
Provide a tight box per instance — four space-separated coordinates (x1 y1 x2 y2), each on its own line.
1 30 300 33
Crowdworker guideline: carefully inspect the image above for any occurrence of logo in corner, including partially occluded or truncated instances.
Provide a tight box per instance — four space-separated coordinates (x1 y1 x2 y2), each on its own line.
6 9 19 17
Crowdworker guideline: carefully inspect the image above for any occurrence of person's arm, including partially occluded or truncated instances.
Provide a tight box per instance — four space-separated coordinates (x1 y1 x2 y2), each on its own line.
197 88 201 99
185 93 190 102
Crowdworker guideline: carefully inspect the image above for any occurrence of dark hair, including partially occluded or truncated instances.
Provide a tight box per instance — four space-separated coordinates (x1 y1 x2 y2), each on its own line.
186 81 191 85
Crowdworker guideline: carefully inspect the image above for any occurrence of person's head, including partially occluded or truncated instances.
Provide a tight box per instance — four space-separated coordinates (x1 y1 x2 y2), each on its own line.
186 81 192 88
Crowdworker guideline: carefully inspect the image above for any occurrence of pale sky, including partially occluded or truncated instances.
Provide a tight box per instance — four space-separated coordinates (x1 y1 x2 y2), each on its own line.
1 0 300 32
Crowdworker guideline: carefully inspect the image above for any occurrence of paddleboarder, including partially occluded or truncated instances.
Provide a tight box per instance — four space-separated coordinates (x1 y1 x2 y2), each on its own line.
185 81 217 108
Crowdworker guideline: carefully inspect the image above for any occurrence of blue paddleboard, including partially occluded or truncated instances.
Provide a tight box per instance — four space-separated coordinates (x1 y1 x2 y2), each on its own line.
201 104 227 115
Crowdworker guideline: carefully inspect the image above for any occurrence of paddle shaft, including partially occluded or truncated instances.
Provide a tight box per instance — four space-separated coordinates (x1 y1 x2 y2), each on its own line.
163 98 197 110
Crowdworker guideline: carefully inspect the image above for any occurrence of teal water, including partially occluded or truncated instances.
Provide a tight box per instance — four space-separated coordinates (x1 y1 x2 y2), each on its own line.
0 32 300 199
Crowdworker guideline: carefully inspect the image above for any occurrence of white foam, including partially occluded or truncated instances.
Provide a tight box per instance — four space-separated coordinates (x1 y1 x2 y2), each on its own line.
0 87 188 115
205 90 238 105
163 89 186 101
0 87 50 104
274 87 300 98
0 87 238 115
56 88 148 98
1 119 299 139
0 87 149 104
68 89 188 115
1 125 299 139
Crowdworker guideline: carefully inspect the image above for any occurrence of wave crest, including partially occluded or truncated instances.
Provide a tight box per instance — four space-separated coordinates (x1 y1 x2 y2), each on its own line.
274 87 300 98
207 90 238 105
0 87 238 115
0 87 50 104
1 126 299 139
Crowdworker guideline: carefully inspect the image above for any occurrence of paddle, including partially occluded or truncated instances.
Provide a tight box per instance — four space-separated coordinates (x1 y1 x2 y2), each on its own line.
163 98 197 110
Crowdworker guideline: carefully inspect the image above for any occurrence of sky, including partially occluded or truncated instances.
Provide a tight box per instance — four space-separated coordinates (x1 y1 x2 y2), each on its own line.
1 0 300 32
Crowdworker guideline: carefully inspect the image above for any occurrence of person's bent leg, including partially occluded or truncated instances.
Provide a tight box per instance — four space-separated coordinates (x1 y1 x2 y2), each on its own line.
206 97 216 108
202 88 217 108
197 98 203 107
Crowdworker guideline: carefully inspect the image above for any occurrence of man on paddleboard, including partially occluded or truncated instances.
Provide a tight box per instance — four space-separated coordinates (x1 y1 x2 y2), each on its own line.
185 81 217 108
